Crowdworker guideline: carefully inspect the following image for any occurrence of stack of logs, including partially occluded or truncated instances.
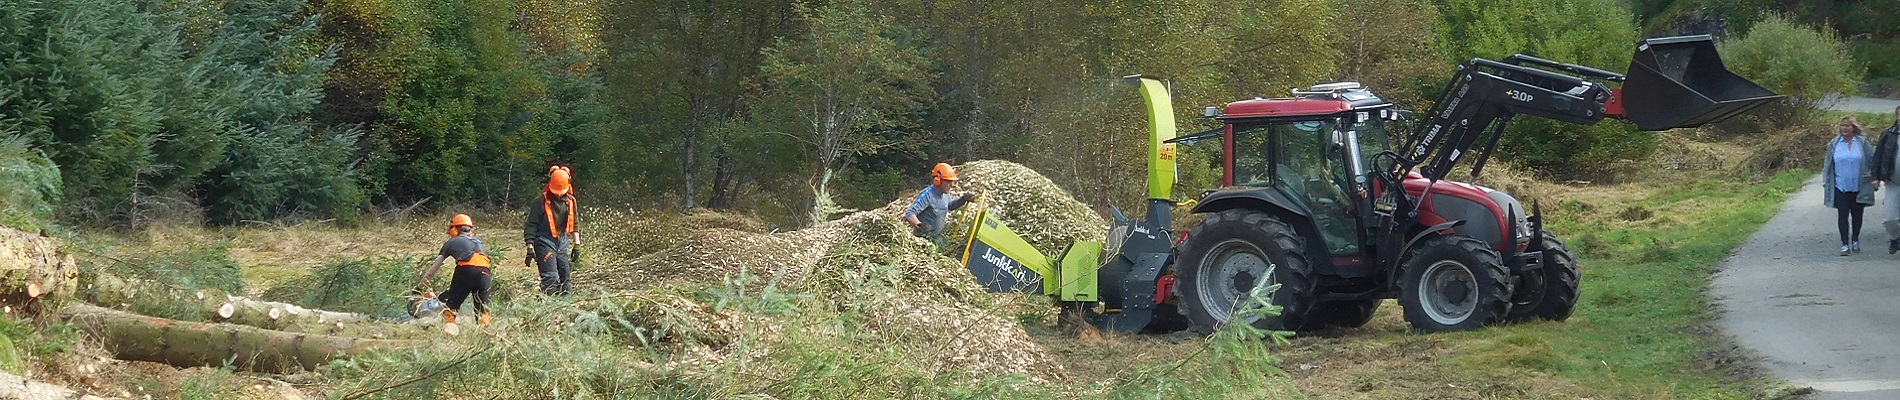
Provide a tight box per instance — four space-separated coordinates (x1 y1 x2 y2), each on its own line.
0 226 428 381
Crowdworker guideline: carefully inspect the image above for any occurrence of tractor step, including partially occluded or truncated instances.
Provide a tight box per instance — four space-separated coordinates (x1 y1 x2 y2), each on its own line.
1320 288 1393 302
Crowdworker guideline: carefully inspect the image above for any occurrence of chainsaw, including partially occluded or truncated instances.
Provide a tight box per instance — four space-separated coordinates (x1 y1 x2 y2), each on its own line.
406 290 445 319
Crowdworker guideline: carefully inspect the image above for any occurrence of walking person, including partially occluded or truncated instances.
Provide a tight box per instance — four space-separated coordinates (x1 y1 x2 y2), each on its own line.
524 165 580 295
1873 106 1900 253
414 214 494 325
1825 115 1878 256
902 162 975 248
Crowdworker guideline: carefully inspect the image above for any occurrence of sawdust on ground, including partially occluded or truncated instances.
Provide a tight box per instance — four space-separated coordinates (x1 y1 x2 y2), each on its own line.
580 160 1107 381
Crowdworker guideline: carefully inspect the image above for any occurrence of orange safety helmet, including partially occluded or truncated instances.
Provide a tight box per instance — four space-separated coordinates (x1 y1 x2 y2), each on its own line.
931 163 959 187
447 213 475 236
546 165 573 196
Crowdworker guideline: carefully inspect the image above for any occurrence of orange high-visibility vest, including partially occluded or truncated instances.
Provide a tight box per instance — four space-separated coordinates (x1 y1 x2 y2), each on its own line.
458 252 494 268
542 195 577 238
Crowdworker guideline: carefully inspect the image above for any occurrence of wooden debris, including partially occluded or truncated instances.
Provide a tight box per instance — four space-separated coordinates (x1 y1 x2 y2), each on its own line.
57 304 414 372
81 273 370 330
0 226 79 313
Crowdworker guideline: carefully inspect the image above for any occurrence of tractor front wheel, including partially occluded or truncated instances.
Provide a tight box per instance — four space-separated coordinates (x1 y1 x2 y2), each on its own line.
1399 234 1511 332
1176 209 1319 332
1506 230 1580 322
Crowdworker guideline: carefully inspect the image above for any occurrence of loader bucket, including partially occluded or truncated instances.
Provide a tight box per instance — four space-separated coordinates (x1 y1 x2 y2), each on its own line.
1618 35 1782 130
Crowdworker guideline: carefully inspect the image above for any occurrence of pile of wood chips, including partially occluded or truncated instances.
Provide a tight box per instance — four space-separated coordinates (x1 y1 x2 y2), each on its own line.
578 209 770 269
581 160 1105 381
942 160 1107 257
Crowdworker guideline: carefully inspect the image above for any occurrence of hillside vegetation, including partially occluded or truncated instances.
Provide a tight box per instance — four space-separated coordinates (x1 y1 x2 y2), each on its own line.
0 0 1859 230
0 0 1873 399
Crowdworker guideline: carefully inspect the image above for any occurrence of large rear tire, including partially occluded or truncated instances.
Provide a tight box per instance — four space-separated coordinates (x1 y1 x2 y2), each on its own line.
1176 209 1320 332
1399 234 1511 332
1506 230 1580 322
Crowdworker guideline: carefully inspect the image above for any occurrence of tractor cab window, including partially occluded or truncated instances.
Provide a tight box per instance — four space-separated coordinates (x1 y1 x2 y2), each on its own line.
1229 119 1347 192
1229 118 1363 255
1348 118 1397 178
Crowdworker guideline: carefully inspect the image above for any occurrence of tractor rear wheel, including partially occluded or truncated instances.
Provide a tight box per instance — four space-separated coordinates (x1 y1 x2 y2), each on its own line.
1176 209 1319 332
1308 298 1382 329
1399 234 1511 332
1506 230 1580 322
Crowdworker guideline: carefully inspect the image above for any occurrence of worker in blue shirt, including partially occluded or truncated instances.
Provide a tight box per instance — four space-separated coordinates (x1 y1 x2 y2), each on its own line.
903 163 975 248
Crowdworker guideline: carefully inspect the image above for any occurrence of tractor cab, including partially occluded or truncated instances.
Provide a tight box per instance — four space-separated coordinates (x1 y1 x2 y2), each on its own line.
1201 83 1403 267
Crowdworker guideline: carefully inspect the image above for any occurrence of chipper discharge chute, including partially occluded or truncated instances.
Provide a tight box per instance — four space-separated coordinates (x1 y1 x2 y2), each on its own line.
1615 35 1783 130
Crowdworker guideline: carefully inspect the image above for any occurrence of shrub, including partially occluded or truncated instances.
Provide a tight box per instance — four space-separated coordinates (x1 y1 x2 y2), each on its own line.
1436 0 1651 179
262 256 418 319
1716 14 1861 131
0 134 60 232
96 244 246 293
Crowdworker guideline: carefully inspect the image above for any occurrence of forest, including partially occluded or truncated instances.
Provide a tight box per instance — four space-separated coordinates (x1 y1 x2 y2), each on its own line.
0 0 1867 230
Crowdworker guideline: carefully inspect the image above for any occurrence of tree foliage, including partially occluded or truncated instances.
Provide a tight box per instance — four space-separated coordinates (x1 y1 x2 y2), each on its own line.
0 133 60 232
0 0 359 225
1435 0 1648 178
1718 14 1860 128
0 0 1846 225
757 1 935 224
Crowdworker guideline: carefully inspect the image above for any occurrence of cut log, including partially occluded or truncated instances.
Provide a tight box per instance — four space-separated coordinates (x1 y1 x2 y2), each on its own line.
0 370 103 400
79 273 370 330
209 293 368 330
57 304 416 372
0 227 79 313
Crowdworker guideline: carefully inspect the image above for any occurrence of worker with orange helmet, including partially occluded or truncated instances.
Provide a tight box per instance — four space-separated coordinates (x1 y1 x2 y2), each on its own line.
902 162 976 247
524 165 580 295
415 213 494 325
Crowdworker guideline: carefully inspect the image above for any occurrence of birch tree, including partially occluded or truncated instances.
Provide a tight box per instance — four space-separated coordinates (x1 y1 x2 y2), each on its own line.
758 1 934 225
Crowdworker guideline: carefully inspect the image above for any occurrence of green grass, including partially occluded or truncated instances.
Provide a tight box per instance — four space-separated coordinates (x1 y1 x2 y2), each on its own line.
1460 169 1809 397
44 162 1807 399
1273 168 1807 399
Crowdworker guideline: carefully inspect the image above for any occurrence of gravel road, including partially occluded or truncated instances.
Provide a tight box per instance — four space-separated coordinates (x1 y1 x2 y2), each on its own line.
1714 175 1900 399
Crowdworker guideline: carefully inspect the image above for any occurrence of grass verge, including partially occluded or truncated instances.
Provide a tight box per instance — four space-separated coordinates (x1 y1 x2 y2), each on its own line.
1252 168 1808 399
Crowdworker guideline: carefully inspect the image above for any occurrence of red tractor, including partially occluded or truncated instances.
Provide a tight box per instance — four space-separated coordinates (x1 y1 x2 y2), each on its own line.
1163 36 1780 332
957 36 1779 334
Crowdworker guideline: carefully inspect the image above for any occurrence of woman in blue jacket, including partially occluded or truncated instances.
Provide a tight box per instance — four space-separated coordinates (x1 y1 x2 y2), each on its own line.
1826 115 1878 256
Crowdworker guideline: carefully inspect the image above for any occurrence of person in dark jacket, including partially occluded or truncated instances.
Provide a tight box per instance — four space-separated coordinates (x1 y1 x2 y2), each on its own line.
1826 115 1878 256
524 165 580 295
903 163 975 248
415 214 494 325
1874 106 1900 253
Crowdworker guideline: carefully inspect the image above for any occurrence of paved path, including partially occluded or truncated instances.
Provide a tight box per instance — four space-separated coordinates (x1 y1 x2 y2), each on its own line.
1821 94 1900 115
1714 176 1900 399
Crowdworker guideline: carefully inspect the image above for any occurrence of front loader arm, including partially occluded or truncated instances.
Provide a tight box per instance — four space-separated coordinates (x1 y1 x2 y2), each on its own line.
1397 35 1782 184
1401 57 1621 182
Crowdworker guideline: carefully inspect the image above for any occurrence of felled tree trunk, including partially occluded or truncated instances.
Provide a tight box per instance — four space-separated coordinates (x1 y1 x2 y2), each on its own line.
79 273 369 330
0 370 102 400
0 227 79 313
58 304 413 372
